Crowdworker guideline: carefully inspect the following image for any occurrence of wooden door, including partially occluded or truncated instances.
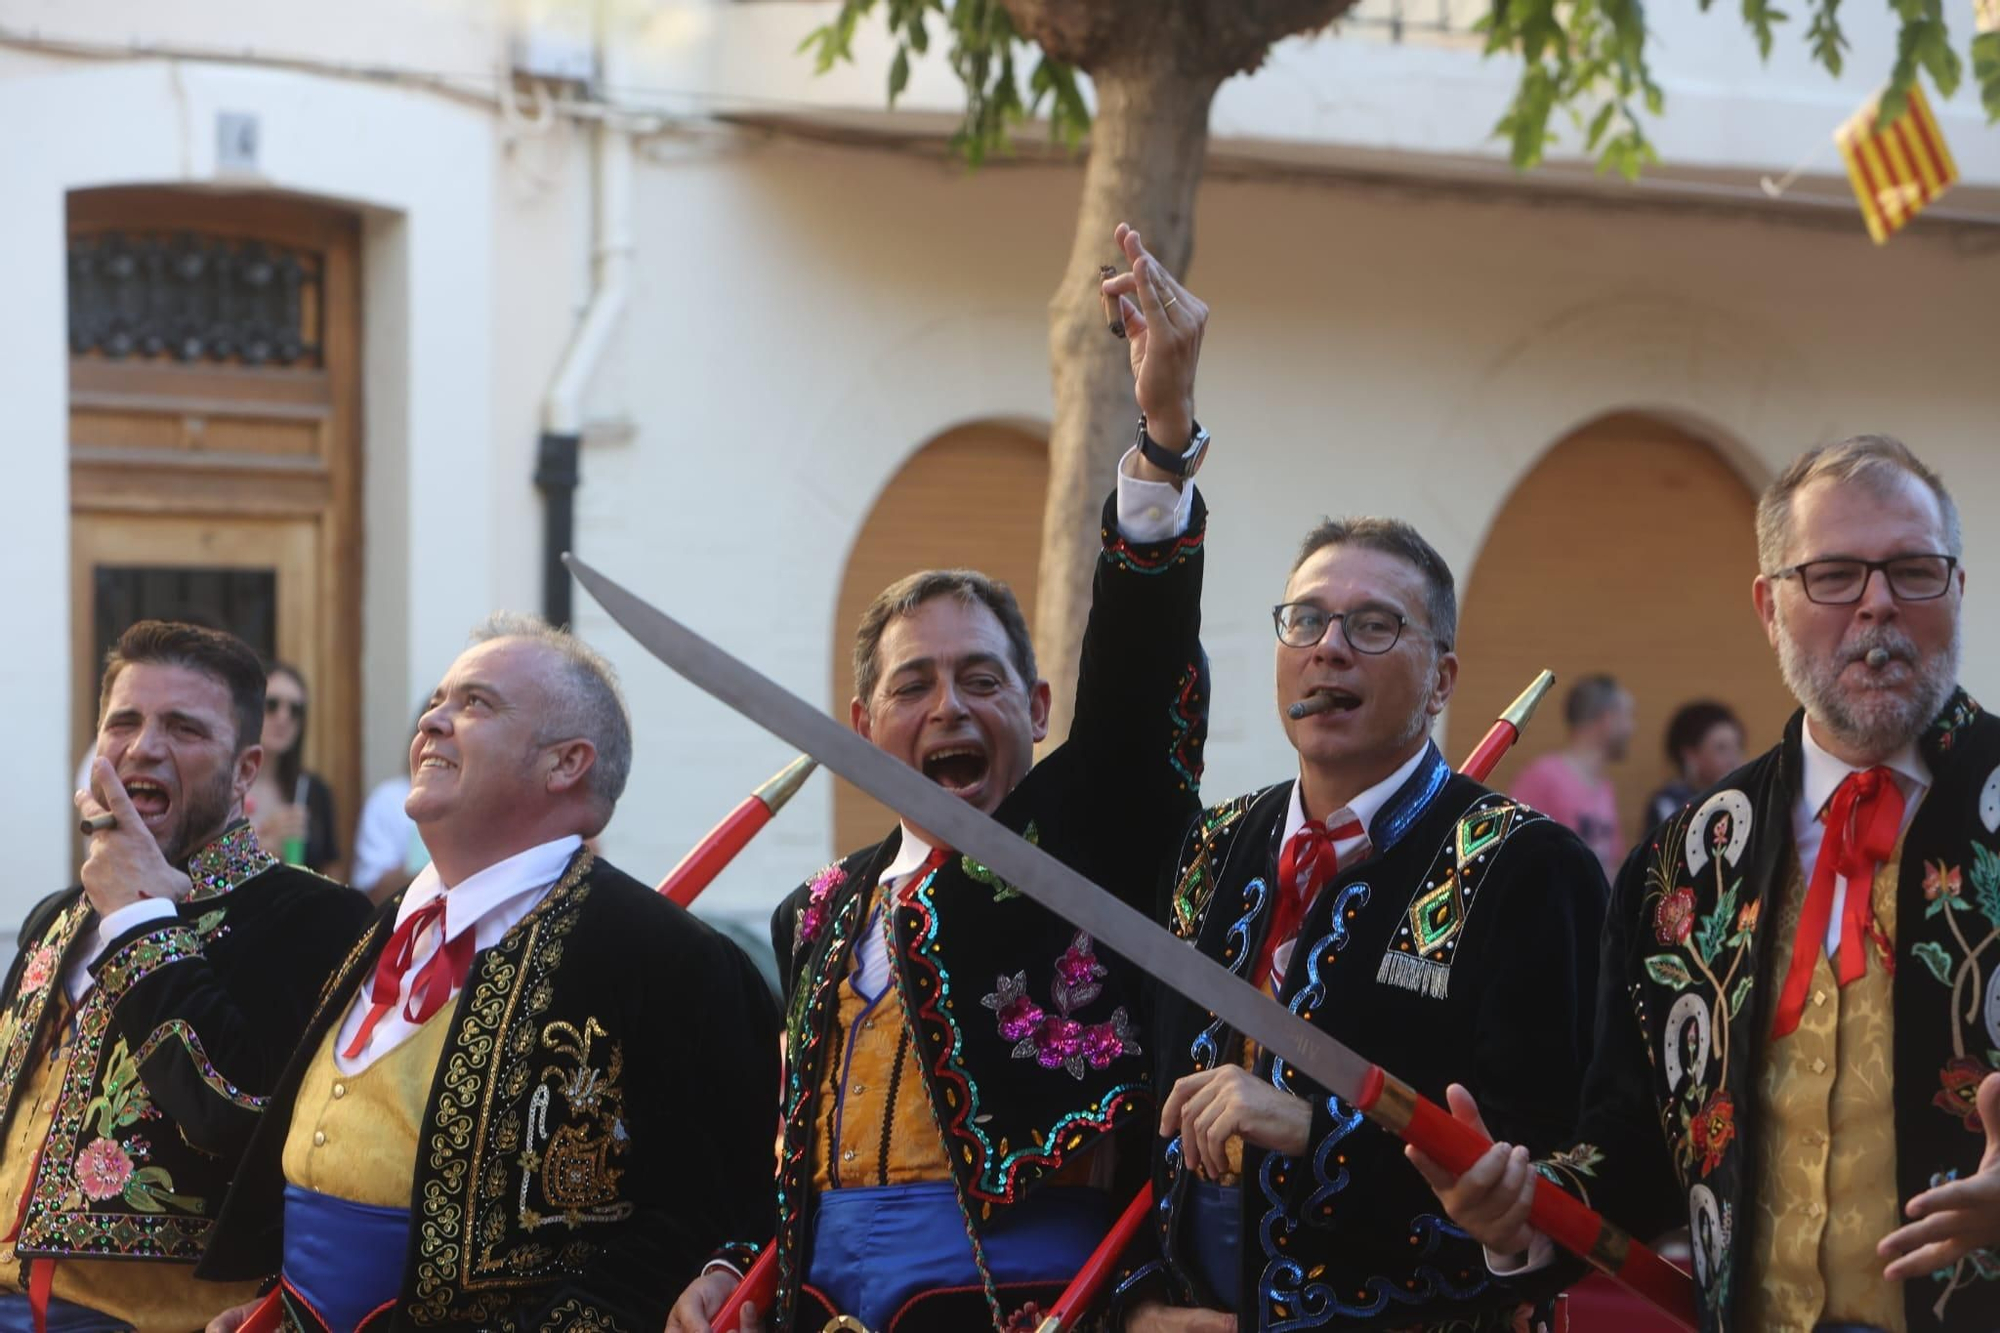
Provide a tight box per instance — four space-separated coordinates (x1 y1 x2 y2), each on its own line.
67 188 362 865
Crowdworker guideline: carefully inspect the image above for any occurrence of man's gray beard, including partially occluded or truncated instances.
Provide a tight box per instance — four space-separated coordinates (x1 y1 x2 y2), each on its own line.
1775 613 1958 759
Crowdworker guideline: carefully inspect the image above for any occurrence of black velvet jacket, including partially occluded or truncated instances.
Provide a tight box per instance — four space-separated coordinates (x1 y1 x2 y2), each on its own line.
1118 754 1605 1331
200 852 781 1333
1542 693 2000 1332
755 491 1210 1331
0 823 369 1267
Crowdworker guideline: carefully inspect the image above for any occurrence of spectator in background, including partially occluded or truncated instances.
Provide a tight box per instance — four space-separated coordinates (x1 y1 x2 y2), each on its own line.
1641 699 1746 831
1509 673 1633 878
246 662 339 875
350 707 429 903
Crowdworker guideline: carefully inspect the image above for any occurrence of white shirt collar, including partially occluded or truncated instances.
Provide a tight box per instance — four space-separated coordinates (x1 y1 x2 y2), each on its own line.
398 834 584 943
880 825 940 885
1796 718 1930 825
1283 742 1434 846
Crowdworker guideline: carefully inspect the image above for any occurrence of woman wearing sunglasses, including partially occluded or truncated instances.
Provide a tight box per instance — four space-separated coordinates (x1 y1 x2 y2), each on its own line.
248 661 340 874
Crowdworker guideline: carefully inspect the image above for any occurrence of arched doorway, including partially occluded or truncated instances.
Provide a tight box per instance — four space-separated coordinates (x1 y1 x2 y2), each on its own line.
1445 413 1797 852
830 421 1048 853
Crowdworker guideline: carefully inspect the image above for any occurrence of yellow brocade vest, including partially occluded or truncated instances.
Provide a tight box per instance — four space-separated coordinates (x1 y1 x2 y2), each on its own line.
811 888 953 1192
1743 840 1905 1333
282 1002 456 1209
0 1000 261 1331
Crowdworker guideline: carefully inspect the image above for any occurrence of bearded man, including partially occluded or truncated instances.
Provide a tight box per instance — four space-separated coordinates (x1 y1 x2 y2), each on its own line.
1417 436 2000 1333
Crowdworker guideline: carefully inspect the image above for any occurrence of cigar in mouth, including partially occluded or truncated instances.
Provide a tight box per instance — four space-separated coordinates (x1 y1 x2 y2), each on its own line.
1099 265 1125 339
1865 646 1891 668
79 813 117 835
1289 693 1339 721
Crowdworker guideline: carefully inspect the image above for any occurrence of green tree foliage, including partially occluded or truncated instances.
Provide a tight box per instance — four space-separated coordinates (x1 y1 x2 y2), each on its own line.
804 0 2000 179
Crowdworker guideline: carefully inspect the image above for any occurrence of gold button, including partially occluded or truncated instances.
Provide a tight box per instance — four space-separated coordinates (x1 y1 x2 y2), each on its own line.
850 1083 866 1096
863 1019 876 1031
313 1130 327 1147
841 1148 857 1163
332 1083 346 1099
1807 1202 1822 1218
1811 1057 1828 1074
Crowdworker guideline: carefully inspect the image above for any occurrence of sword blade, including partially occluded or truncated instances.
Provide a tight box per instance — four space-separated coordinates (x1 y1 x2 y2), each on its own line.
567 554 1376 1102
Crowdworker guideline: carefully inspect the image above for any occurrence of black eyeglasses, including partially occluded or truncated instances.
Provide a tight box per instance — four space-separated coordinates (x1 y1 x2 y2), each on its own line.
1272 602 1415 655
1768 554 1957 605
264 698 306 719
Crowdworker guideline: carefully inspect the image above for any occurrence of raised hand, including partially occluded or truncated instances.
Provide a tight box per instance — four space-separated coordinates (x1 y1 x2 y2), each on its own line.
1099 222 1208 461
75 757 193 916
1404 1083 1540 1258
1881 1070 2000 1281
1159 1064 1310 1182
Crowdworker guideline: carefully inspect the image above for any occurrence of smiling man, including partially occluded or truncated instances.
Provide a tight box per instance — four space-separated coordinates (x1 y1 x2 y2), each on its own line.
1418 436 2000 1333
200 615 778 1332
668 223 1212 1333
0 621 369 1333
1113 518 1606 1333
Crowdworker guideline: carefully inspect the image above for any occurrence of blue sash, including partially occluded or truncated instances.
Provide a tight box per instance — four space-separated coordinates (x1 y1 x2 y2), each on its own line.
805 1181 1112 1328
279 1184 409 1330
0 1294 128 1333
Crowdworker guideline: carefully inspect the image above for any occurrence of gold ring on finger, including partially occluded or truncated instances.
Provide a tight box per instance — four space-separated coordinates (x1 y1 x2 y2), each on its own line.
1163 296 1180 310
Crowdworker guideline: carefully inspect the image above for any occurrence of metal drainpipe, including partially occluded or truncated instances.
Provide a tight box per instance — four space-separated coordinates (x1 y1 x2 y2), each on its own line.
538 113 634 627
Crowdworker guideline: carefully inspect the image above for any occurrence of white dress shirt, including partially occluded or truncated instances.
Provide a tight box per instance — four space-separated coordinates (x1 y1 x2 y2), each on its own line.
332 834 582 1074
1267 743 1430 980
63 897 180 1004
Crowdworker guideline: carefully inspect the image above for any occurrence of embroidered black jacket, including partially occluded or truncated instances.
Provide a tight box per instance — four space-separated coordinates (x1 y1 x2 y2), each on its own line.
1535 694 2000 1332
755 491 1209 1331
200 852 781 1333
1117 755 1605 1331
0 824 370 1267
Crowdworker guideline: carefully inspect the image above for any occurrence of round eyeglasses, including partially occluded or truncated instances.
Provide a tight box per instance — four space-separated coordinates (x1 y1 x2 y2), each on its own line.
1768 555 1957 605
1271 602 1411 655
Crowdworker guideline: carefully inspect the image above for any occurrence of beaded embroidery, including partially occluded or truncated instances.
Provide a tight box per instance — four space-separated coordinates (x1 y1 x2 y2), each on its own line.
185 822 279 901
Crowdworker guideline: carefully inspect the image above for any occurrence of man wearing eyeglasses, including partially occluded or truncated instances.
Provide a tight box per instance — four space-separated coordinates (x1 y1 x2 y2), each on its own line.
1113 518 1607 1331
1417 436 2000 1333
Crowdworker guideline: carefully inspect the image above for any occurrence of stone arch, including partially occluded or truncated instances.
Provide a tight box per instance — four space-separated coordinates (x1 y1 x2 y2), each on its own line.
1442 411 1801 851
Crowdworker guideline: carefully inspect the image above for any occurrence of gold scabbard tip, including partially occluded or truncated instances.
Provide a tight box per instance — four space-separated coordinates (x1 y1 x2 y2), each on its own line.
1366 1076 1418 1134
1036 1319 1063 1333
753 755 819 813
1499 669 1556 731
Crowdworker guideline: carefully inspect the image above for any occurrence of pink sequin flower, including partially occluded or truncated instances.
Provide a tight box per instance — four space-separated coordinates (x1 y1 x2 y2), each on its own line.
796 864 848 947
16 946 56 999
74 1137 133 1202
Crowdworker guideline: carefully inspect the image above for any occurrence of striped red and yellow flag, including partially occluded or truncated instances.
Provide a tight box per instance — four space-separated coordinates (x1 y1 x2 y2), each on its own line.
1837 84 1959 244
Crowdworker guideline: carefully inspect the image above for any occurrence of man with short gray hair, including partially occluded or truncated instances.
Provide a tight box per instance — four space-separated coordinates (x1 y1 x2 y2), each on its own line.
201 617 779 1332
1420 434 2000 1333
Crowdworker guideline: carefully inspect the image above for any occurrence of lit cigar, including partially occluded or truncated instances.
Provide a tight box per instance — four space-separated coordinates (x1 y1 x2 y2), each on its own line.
79 813 117 835
1289 693 1338 720
1099 265 1125 339
1865 647 1891 668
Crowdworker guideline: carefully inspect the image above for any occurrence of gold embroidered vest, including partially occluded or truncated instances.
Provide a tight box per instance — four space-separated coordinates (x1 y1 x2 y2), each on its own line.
1743 840 1904 1333
0 997 260 1328
282 1002 455 1209
811 888 953 1191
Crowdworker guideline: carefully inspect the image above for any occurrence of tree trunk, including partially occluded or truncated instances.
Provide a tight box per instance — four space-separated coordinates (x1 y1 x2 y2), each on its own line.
1034 66 1220 747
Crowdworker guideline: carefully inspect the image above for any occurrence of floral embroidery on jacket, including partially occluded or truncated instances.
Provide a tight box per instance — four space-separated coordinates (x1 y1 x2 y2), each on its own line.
980 933 1141 1080
69 1037 198 1215
794 863 847 951
16 946 56 1000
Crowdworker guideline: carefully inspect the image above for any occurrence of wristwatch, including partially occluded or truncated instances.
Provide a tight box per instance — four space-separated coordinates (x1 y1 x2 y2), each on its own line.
1136 415 1209 479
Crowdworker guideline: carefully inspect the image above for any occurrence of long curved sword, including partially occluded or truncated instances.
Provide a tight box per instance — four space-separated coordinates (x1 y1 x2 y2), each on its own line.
564 553 1697 1331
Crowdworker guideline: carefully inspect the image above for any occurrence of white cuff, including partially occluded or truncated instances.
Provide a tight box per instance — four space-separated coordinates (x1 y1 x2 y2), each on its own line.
1114 445 1193 542
1484 1232 1555 1276
701 1257 745 1280
96 897 181 951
